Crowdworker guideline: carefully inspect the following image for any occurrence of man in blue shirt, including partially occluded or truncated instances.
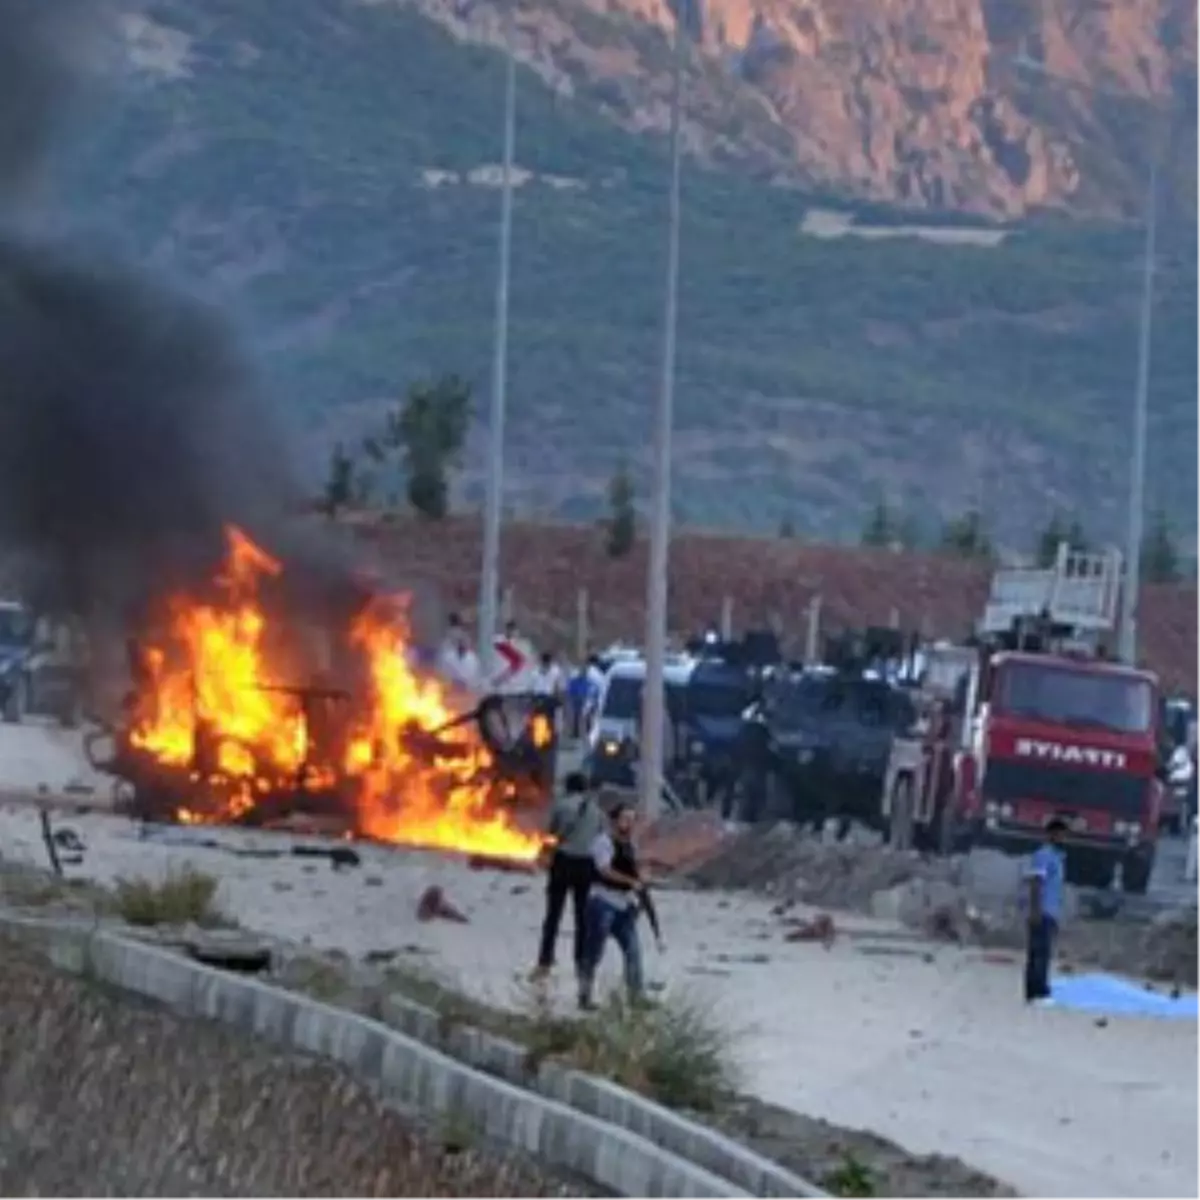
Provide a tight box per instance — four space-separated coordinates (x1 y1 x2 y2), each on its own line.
1024 815 1067 1003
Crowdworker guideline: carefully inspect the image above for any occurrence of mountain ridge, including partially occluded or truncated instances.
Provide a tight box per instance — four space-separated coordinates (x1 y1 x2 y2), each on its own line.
404 0 1197 218
41 0 1199 541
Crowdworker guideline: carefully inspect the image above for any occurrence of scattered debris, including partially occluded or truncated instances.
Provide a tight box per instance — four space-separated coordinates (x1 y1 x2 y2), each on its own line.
468 853 536 874
364 948 399 964
783 912 837 946
38 808 64 876
416 885 468 924
293 844 361 870
1080 891 1124 921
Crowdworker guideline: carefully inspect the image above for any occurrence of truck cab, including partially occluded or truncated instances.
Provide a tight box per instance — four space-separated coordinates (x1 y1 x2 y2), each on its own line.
882 543 1163 892
971 651 1161 890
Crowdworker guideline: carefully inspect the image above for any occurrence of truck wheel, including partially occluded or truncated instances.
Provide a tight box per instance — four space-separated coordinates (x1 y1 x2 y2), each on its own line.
887 774 914 850
3 675 27 724
1122 849 1154 896
762 770 795 824
935 800 958 857
60 690 83 729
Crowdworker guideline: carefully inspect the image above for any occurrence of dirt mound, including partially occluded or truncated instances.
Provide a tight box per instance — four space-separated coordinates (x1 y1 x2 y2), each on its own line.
0 935 589 1197
1140 907 1199 987
687 821 948 912
685 822 1014 944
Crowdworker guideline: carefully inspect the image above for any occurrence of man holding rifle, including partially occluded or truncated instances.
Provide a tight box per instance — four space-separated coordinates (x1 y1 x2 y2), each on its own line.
577 800 664 1010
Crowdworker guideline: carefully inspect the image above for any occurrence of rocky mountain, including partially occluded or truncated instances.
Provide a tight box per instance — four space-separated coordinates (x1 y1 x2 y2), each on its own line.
30 0 1199 543
413 0 1197 218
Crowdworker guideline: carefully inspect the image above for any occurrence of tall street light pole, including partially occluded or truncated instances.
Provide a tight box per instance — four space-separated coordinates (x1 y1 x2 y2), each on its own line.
1011 54 1164 664
478 2 518 677
639 2 687 820
1119 160 1158 665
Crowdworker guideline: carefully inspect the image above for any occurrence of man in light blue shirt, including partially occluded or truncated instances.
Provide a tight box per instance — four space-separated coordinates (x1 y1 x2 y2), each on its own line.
1024 816 1067 1003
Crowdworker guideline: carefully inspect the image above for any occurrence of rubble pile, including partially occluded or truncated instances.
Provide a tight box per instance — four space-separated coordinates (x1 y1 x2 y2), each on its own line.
687 821 947 913
687 822 1048 945
1139 907 1198 987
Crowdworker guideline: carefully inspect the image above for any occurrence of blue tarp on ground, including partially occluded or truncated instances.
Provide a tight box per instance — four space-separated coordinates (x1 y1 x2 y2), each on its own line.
1048 973 1198 1020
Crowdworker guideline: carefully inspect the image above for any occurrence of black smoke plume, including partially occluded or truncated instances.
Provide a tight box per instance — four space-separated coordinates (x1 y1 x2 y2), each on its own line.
0 0 343 624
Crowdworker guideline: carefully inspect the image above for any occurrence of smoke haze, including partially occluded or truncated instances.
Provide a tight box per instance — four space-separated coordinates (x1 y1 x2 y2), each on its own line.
0 0 315 618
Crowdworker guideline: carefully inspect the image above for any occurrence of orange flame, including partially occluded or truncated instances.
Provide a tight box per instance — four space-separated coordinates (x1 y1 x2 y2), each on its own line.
128 526 544 861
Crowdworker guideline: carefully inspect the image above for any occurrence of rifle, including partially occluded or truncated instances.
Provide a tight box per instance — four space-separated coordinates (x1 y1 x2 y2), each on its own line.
638 885 662 943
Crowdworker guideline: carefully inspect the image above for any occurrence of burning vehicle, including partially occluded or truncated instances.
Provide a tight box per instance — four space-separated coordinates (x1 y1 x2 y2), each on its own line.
85 525 554 862
2 0 556 867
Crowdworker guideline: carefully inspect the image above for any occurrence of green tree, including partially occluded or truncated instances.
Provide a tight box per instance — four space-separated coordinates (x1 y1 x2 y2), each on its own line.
368 374 471 520
1066 520 1089 554
322 441 355 516
861 499 894 547
1035 512 1067 566
939 508 993 561
1141 509 1180 582
606 463 637 558
1034 512 1089 566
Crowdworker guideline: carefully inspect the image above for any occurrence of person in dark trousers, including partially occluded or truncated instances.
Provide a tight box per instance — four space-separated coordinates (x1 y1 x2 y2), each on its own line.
531 771 602 982
578 800 662 1010
566 664 589 740
1024 815 1067 1004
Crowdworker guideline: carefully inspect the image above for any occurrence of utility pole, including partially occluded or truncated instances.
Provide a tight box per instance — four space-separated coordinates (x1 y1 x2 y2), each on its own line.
478 2 517 677
1010 54 1165 665
639 3 687 819
1118 160 1158 665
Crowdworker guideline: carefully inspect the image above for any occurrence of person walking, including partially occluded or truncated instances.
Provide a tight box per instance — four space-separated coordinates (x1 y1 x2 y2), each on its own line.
565 661 589 740
578 800 662 1010
531 771 602 983
1024 815 1067 1004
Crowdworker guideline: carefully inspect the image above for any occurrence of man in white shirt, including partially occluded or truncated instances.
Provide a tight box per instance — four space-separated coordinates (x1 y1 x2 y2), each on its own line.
531 651 564 698
437 613 481 693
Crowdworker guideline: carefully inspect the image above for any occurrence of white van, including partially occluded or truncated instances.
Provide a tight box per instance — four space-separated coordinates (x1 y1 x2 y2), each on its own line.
587 654 694 787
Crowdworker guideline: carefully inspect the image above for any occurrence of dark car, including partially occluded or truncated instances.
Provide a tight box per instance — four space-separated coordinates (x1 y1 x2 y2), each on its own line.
737 668 916 830
678 659 754 813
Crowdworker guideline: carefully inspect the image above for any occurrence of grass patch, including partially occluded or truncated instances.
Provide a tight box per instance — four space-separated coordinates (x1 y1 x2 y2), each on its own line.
521 988 738 1112
377 960 738 1111
113 865 225 927
823 1150 877 1197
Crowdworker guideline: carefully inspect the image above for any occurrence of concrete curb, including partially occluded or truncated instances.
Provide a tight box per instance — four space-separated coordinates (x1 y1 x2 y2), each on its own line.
0 913 743 1198
378 993 826 1198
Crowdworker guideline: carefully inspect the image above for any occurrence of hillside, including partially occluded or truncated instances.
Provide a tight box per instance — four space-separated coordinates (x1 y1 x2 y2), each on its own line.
44 0 1199 539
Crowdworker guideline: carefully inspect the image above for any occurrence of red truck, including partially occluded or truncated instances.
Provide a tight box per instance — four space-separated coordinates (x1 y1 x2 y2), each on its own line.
883 544 1163 893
